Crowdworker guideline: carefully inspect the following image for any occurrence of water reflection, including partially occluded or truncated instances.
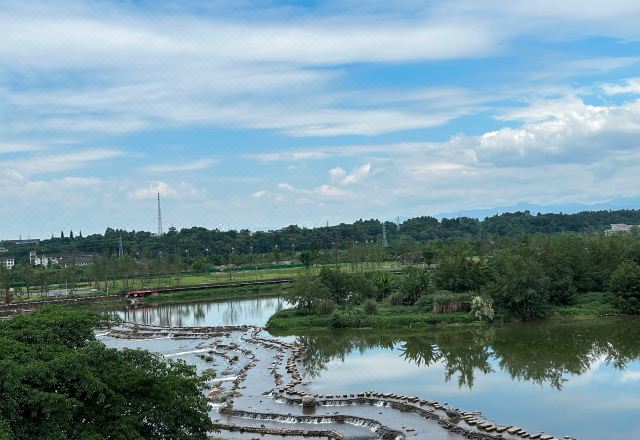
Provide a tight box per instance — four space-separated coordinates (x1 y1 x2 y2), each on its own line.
116 297 291 327
299 318 640 390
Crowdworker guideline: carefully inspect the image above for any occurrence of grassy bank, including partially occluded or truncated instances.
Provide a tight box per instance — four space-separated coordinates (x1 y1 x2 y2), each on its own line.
267 292 618 332
143 283 289 305
266 306 476 331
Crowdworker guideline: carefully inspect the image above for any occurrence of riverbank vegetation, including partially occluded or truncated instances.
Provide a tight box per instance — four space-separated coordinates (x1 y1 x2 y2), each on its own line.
268 234 640 330
4 209 640 298
143 283 289 305
0 307 215 439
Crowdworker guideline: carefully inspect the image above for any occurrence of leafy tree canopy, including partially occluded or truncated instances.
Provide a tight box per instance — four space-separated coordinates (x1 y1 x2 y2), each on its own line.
0 307 215 440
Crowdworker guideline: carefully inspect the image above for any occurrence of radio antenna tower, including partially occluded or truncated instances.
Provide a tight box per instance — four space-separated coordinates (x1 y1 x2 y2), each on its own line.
157 192 163 236
382 222 389 247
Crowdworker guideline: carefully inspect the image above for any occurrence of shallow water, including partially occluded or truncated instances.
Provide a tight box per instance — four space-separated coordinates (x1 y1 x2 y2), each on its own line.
109 298 640 439
113 296 291 327
297 319 640 440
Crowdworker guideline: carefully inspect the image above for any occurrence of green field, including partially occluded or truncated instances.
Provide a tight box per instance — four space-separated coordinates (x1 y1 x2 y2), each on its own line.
9 261 403 303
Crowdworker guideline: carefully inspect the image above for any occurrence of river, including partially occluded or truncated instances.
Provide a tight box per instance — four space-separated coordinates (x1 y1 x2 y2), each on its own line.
108 296 640 440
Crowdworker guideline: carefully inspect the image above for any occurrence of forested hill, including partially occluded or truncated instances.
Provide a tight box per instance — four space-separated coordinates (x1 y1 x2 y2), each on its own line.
4 209 640 262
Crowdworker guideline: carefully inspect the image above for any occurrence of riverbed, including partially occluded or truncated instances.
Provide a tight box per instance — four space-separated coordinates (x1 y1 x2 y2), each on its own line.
104 296 640 439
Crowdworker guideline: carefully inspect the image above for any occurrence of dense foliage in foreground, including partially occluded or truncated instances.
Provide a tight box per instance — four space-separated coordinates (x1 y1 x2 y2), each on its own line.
0 307 214 440
275 234 640 328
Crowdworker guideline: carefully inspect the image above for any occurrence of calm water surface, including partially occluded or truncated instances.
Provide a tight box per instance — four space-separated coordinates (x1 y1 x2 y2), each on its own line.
115 296 291 327
114 298 640 439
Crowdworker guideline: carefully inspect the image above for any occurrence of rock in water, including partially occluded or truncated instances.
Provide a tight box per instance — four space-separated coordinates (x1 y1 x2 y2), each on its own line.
302 395 317 408
445 407 462 420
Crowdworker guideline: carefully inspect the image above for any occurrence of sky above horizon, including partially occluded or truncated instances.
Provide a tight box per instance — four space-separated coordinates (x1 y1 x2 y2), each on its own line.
2 0 640 238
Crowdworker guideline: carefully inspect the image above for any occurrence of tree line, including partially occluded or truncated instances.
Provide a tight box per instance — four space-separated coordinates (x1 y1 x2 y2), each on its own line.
5 208 640 263
286 233 640 321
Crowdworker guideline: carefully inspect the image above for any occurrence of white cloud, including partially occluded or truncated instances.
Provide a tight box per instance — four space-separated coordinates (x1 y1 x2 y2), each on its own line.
127 181 205 200
328 166 346 183
340 163 372 186
140 158 217 173
3 0 639 140
601 77 640 96
277 183 295 191
315 184 348 198
251 190 267 199
0 148 124 175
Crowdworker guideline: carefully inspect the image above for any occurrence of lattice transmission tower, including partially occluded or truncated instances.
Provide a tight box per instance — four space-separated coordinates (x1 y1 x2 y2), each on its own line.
382 222 389 247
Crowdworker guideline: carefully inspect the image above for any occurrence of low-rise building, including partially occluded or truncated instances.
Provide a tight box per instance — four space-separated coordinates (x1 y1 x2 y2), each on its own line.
30 252 94 268
605 224 640 236
2 256 15 270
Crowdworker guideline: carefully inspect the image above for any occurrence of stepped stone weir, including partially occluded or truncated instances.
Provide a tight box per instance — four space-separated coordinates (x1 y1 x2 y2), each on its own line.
101 323 563 440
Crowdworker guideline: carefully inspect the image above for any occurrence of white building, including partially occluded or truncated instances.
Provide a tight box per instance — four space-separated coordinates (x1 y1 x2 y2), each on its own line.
605 224 640 236
2 256 15 270
30 251 93 268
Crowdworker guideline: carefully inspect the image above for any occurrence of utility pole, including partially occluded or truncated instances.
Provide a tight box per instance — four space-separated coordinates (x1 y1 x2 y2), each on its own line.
157 193 163 236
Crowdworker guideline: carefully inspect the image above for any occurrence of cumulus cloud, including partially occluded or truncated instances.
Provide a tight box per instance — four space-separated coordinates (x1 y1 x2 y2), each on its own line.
251 190 267 199
128 181 205 200
601 77 640 96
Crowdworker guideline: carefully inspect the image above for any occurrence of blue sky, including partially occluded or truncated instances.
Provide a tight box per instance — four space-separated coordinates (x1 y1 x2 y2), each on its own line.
2 0 640 238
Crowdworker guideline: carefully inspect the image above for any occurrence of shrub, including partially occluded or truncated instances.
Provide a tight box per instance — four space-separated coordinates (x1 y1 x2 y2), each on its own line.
414 295 434 311
363 299 378 315
315 299 337 315
470 295 495 321
386 292 404 306
329 312 345 328
397 267 431 305
432 292 472 313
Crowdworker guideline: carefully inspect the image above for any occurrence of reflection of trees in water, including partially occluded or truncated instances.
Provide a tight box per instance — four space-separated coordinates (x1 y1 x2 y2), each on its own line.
121 297 288 327
400 333 494 389
299 332 396 379
299 318 640 390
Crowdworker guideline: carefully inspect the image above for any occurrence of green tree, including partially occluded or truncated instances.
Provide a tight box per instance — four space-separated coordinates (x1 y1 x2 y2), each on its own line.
433 245 490 292
288 270 328 314
300 251 314 269
610 261 640 314
0 307 215 439
318 268 352 305
488 251 550 320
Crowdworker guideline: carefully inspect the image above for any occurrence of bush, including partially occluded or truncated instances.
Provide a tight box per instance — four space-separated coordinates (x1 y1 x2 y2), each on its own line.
386 292 404 306
363 299 378 315
315 300 337 315
397 267 431 305
329 312 345 328
470 295 495 321
329 311 372 328
432 292 472 313
414 295 434 311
